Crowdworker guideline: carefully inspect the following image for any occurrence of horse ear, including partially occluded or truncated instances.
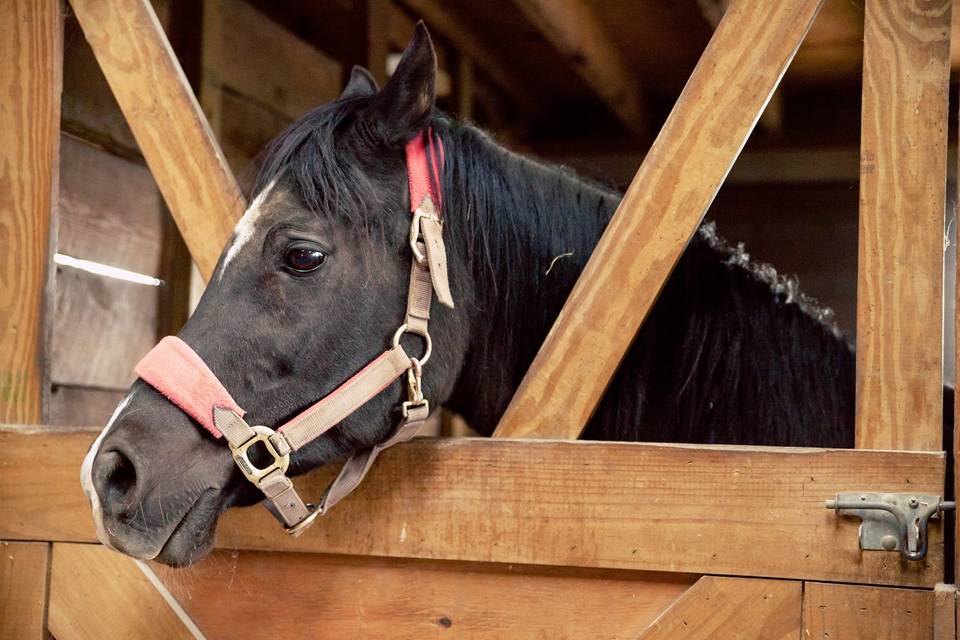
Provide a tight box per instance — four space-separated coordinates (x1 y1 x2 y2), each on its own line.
367 22 437 146
341 65 379 100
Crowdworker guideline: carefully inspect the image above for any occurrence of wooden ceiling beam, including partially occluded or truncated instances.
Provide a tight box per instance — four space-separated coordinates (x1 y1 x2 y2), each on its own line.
512 0 648 138
396 0 539 113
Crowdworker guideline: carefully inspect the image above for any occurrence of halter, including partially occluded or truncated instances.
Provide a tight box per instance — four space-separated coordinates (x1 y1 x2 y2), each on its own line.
134 129 453 536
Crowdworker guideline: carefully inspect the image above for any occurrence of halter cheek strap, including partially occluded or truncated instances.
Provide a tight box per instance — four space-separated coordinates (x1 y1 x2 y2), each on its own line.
133 129 451 536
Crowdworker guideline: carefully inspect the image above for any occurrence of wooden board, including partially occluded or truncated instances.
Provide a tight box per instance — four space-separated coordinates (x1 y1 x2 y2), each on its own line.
202 0 341 124
492 0 824 440
638 576 801 639
513 0 647 137
155 551 695 639
0 427 945 587
51 268 158 389
58 135 163 274
933 584 956 640
61 14 139 156
854 0 951 451
802 582 934 639
48 385 127 428
0 0 62 423
48 543 199 640
70 0 245 280
0 541 50 640
53 135 162 390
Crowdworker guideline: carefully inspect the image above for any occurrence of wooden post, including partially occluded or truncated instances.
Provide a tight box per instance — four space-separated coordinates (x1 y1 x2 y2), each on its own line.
0 0 63 423
854 0 951 451
69 0 245 281
493 0 824 439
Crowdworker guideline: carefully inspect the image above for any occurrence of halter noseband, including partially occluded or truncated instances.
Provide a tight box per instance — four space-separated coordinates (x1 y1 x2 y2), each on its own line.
134 129 453 536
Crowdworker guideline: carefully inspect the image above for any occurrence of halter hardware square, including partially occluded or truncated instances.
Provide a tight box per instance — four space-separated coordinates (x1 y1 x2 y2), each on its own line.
229 424 291 485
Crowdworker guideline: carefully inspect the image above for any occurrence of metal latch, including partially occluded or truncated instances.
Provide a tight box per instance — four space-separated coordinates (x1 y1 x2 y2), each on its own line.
825 493 955 561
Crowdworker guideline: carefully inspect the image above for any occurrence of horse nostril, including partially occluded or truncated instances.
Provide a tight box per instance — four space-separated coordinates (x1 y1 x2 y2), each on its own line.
94 449 139 513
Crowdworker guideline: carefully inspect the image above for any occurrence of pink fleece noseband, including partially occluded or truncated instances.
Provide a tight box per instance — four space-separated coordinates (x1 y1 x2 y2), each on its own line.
135 336 240 439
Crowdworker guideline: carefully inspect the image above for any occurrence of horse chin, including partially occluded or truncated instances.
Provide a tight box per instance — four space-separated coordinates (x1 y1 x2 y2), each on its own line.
153 490 222 567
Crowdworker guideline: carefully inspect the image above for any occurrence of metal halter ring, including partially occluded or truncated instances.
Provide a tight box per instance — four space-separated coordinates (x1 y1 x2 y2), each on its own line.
392 323 432 365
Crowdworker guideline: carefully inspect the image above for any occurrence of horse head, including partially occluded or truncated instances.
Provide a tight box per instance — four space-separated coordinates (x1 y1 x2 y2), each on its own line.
81 25 472 566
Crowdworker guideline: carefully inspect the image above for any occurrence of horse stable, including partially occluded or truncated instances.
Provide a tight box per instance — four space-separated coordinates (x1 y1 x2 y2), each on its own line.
1 0 958 638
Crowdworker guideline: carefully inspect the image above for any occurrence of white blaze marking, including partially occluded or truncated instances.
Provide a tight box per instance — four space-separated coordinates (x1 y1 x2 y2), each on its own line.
217 178 279 281
81 391 135 548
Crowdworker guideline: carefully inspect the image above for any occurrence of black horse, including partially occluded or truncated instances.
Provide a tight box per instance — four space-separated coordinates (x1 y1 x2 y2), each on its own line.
82 25 856 566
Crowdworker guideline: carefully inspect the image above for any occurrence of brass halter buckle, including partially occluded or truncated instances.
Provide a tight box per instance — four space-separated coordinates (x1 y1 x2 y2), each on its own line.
229 425 291 486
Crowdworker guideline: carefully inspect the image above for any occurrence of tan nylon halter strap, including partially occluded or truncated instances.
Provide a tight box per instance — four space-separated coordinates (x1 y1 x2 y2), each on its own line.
135 129 450 534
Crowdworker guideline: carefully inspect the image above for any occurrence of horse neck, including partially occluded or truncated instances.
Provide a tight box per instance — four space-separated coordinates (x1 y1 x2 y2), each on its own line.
440 125 620 434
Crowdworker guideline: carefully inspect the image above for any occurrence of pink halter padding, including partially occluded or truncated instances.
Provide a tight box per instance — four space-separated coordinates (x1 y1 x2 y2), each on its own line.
134 336 244 438
405 128 444 216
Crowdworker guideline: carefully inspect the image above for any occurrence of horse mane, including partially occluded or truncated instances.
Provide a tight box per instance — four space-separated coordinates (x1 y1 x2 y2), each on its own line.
251 98 855 446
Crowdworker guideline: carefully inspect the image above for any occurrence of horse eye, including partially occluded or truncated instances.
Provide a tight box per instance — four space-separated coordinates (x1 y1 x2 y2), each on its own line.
284 246 326 273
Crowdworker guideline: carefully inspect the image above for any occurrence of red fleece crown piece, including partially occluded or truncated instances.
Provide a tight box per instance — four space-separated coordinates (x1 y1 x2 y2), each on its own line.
405 128 444 215
134 336 244 438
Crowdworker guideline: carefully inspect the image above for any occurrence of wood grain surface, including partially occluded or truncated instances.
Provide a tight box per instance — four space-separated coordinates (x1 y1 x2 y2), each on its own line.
48 543 198 640
69 0 245 280
156 551 695 639
1 428 944 587
493 0 824 440
854 0 951 451
0 541 50 640
802 581 934 639
639 576 801 639
0 0 62 423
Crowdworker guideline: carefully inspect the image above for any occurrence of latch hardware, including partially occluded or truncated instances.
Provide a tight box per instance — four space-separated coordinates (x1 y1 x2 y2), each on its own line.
825 493 955 561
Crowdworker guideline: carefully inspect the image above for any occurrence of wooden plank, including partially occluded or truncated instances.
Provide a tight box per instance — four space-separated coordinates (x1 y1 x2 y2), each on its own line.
0 427 945 587
48 386 127 428
0 541 50 640
202 0 341 124
492 0 824 440
155 551 694 638
53 135 162 389
934 584 957 640
638 576 801 639
512 0 647 137
48 543 198 640
59 131 163 275
854 0 951 450
0 0 62 424
69 0 245 280
802 582 934 639
51 267 158 390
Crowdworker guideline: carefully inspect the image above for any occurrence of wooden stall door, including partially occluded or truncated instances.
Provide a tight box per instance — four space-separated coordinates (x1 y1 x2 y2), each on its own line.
10 0 953 638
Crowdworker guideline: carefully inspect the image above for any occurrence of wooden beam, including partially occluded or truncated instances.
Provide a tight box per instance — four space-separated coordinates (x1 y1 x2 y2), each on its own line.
155 550 694 638
48 543 200 639
0 541 50 640
638 576 801 639
492 0 824 440
69 0 245 281
397 0 539 113
802 582 935 639
512 0 647 137
0 0 62 423
0 427 945 587
854 0 951 450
